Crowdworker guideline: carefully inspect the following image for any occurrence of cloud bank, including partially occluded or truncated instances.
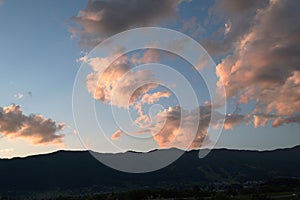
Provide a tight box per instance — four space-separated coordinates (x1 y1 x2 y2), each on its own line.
0 104 65 145
212 0 300 126
149 106 245 149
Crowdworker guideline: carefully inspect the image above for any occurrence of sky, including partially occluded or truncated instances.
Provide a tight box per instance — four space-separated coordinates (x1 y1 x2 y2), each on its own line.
0 0 299 158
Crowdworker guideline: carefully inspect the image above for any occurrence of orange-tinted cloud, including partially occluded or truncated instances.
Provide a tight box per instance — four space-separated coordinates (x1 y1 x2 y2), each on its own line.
272 116 300 127
149 106 245 149
213 0 300 127
253 115 270 128
140 91 171 105
111 129 122 140
0 104 65 145
85 56 159 108
134 91 171 126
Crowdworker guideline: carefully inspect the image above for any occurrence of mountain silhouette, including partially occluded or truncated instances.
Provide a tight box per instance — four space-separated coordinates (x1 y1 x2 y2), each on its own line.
0 146 299 195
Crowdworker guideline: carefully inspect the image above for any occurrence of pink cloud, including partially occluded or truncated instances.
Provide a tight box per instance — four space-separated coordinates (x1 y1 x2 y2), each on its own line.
111 129 122 140
131 49 160 66
214 0 300 127
0 104 65 145
85 56 160 108
147 106 245 149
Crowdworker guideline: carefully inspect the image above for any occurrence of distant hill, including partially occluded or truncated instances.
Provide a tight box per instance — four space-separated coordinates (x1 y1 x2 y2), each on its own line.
0 146 299 196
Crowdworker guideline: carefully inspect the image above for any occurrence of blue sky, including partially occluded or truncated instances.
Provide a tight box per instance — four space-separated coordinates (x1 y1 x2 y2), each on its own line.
0 0 299 158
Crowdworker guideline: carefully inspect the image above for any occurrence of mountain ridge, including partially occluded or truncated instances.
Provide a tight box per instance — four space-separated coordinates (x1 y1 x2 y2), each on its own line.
3 145 300 160
0 145 299 196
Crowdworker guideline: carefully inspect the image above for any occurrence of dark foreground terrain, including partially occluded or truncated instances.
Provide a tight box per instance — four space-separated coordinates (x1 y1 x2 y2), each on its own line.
0 146 299 199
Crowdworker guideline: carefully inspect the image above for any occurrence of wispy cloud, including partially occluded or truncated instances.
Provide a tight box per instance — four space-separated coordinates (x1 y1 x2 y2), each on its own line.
131 49 161 66
0 148 14 153
14 93 24 100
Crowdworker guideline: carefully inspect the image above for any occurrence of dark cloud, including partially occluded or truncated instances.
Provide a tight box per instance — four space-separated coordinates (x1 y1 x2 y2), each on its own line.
0 104 65 145
212 0 267 14
202 0 268 55
272 116 300 127
253 113 300 128
28 91 32 97
71 0 181 48
213 0 300 126
224 114 247 130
